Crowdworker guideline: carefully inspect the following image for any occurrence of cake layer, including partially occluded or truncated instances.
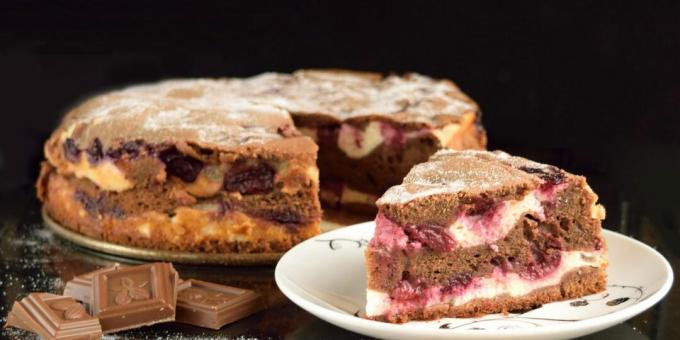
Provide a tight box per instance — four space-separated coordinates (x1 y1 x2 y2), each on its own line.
367 265 607 323
366 211 605 292
39 162 320 253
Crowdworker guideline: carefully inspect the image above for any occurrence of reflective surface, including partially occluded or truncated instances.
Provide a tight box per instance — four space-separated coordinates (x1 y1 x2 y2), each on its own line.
0 189 676 339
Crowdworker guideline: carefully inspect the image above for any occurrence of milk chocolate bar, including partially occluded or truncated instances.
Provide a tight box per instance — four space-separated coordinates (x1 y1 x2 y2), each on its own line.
4 293 102 339
90 263 178 333
176 279 263 329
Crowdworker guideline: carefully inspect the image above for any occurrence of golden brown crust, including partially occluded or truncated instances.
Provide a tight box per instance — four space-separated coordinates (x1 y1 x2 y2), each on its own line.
369 266 607 323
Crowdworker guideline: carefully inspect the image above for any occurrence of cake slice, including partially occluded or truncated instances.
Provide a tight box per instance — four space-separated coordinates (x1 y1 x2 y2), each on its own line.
38 79 321 254
229 70 487 213
365 150 607 323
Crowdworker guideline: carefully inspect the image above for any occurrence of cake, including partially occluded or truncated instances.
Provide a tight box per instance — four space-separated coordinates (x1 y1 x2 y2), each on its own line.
37 80 322 254
229 70 486 212
38 70 486 253
364 150 607 323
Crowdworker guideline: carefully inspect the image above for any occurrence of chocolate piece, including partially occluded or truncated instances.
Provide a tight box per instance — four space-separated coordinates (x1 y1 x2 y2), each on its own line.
91 263 178 333
63 264 124 313
4 293 102 339
176 279 263 330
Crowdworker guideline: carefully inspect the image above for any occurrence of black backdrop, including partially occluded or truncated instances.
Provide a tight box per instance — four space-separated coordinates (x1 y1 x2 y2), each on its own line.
1 1 679 239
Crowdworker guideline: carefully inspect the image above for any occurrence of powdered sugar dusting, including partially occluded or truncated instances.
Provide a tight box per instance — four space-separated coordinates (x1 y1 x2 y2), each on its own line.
62 79 293 149
58 70 477 151
377 149 551 204
224 70 477 122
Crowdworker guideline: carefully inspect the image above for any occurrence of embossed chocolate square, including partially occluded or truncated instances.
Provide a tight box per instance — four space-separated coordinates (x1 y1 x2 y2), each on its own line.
63 264 124 313
176 279 263 329
91 262 178 333
4 293 102 339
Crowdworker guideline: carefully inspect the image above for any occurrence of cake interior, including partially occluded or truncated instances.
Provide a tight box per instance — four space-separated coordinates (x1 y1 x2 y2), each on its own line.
39 137 321 253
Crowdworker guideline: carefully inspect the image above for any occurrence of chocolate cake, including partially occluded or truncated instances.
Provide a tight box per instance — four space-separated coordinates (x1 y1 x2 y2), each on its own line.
365 150 607 323
38 80 321 253
229 70 486 212
37 70 486 253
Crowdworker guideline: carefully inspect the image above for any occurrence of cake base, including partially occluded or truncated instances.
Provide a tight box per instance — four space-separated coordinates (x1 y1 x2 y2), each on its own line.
368 266 607 323
42 208 368 266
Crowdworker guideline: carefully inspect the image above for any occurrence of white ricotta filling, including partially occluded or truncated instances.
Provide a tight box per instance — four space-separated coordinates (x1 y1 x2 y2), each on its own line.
66 155 132 192
337 121 384 159
448 191 544 248
365 250 605 317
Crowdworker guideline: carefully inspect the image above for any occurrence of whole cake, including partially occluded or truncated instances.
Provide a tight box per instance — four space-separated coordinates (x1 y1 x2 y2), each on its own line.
38 80 321 253
38 70 486 254
365 150 607 322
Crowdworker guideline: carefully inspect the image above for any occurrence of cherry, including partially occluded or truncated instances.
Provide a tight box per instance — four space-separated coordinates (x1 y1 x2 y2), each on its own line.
63 138 81 162
224 162 275 195
380 122 406 148
403 224 456 252
86 138 104 163
158 147 204 183
518 166 565 185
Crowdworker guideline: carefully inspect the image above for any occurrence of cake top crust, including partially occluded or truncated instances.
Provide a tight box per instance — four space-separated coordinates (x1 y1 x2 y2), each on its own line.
225 70 478 125
56 79 297 151
377 150 567 205
49 69 478 155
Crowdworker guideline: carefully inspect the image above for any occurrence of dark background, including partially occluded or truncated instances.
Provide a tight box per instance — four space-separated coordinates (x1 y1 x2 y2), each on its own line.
0 1 679 338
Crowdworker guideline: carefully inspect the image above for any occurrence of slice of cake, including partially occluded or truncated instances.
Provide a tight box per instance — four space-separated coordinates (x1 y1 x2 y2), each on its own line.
365 150 607 323
228 70 487 213
38 80 321 253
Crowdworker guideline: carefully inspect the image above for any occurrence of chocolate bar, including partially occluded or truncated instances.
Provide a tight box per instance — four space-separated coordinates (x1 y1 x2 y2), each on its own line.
176 279 263 329
63 264 124 313
4 293 102 339
90 263 178 333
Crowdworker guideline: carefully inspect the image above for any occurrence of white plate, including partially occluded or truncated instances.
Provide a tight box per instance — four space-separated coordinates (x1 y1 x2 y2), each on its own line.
275 222 673 339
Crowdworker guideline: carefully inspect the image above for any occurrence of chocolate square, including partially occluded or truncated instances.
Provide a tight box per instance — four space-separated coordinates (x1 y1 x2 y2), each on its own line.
176 279 263 329
91 263 177 333
63 264 124 313
4 293 102 339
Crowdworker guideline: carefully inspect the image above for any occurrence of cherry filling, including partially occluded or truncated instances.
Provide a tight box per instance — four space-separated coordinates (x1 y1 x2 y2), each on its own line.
63 138 81 162
379 122 406 148
518 166 566 197
442 273 474 295
373 214 455 252
223 162 275 195
403 223 456 252
457 199 505 233
158 147 204 183
518 248 562 280
390 273 427 301
389 272 474 305
74 190 124 218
